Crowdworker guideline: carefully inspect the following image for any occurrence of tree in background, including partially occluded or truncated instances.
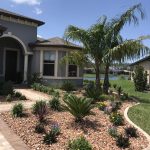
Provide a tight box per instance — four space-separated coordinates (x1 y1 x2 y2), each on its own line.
133 66 147 91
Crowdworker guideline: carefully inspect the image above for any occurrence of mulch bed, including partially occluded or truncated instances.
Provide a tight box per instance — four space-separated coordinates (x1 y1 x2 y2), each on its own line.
0 96 29 104
0 102 148 150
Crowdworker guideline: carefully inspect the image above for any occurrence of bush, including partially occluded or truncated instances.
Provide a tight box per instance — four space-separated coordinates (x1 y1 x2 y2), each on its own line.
120 93 129 101
12 103 24 117
61 81 74 92
116 134 130 148
99 94 110 101
118 75 126 80
6 94 12 102
28 73 42 85
133 66 147 92
35 122 45 134
113 84 117 89
0 81 14 95
19 95 27 100
43 124 60 144
14 92 22 98
84 82 101 101
63 94 94 122
110 101 122 112
108 126 118 138
52 90 60 98
125 127 137 138
117 86 123 97
98 102 107 111
109 112 124 126
49 97 61 111
67 136 92 150
32 101 48 122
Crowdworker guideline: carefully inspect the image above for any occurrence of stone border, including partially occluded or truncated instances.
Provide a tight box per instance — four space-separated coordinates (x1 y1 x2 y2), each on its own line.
0 117 29 150
124 103 150 150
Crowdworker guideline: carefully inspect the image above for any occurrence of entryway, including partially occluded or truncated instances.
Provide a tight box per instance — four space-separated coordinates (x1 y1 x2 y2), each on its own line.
5 50 18 82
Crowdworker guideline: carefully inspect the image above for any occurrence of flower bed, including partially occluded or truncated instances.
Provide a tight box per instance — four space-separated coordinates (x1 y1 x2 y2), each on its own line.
0 102 148 150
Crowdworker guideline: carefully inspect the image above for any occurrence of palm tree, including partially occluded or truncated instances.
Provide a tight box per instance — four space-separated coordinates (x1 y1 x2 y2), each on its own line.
64 3 149 90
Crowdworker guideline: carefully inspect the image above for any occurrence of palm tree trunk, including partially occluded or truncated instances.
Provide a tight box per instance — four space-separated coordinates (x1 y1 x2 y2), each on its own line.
95 59 101 90
103 63 110 94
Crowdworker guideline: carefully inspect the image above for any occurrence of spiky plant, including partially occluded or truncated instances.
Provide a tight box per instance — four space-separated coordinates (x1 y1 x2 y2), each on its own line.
63 94 95 122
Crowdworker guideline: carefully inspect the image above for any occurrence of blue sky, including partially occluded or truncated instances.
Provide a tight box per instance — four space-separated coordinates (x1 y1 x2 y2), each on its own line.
1 0 150 48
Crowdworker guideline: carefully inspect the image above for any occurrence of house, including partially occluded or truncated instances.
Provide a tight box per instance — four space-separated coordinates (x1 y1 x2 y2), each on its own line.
0 8 83 87
130 56 150 84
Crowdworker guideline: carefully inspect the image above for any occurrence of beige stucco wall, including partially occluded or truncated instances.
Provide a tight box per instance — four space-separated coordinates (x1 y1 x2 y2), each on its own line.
131 60 150 85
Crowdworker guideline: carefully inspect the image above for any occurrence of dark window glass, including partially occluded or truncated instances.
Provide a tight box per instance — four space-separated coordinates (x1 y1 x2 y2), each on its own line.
68 65 77 77
43 64 54 76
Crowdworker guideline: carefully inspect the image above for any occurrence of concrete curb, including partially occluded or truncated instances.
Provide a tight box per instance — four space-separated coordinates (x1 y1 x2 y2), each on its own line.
124 103 150 150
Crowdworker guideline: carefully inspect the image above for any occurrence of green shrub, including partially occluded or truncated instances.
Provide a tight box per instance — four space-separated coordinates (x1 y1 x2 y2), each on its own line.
0 81 14 95
118 75 126 80
109 112 124 126
28 73 42 85
49 97 61 111
110 101 122 112
125 127 137 138
52 90 60 98
6 94 12 102
43 124 60 144
99 94 110 101
32 101 48 122
19 95 27 100
61 81 74 92
108 126 118 138
116 134 130 148
98 102 107 111
63 94 94 122
133 66 147 92
35 122 45 134
113 84 117 89
14 92 22 98
12 103 24 117
117 86 123 96
120 93 129 101
85 82 101 101
67 136 92 150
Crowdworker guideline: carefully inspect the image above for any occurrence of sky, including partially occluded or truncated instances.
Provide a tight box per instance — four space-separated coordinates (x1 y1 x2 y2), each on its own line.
0 0 150 49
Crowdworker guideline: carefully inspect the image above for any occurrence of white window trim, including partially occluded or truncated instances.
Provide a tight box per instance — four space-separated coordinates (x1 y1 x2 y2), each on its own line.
1 48 20 77
40 50 82 79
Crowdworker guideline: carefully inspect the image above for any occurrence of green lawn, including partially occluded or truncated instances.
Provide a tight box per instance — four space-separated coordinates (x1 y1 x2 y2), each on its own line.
110 80 150 135
128 104 150 135
110 80 150 103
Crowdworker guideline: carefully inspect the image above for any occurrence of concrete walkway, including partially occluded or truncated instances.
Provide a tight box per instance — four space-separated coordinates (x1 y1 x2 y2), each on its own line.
0 88 51 150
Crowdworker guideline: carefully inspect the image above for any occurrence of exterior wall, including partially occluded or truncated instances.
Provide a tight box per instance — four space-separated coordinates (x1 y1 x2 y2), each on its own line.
131 60 150 85
43 79 83 88
0 48 3 75
0 19 37 53
31 47 83 87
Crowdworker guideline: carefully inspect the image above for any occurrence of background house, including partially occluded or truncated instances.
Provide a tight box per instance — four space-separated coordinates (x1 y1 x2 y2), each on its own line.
0 8 83 87
130 56 150 85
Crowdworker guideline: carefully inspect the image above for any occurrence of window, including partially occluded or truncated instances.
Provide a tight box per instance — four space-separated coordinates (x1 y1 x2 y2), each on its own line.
43 51 56 76
68 64 77 77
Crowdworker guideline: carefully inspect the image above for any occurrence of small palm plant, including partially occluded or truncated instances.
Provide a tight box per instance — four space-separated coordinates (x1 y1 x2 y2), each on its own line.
63 94 95 122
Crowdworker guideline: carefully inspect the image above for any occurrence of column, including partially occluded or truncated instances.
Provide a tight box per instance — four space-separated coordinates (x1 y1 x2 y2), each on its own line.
24 54 28 81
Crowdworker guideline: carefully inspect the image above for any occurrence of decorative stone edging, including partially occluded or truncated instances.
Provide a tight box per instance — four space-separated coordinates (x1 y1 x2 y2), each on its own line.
124 103 150 150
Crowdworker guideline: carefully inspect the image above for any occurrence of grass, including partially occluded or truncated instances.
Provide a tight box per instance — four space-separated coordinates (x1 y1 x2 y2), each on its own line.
110 79 150 135
110 80 150 103
128 104 150 135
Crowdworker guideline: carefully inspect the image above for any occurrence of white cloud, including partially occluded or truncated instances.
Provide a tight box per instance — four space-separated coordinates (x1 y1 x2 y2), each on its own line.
11 0 41 5
37 34 43 38
33 7 43 15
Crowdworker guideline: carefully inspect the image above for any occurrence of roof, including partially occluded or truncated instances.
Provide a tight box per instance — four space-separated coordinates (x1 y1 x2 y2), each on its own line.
0 8 44 26
29 37 83 49
130 56 150 66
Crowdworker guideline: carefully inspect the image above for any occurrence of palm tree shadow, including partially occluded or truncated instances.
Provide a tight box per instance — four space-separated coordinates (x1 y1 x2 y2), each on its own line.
70 118 101 133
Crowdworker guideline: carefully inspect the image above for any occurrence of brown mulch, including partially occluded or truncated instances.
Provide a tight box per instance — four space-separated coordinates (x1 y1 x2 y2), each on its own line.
0 101 148 150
